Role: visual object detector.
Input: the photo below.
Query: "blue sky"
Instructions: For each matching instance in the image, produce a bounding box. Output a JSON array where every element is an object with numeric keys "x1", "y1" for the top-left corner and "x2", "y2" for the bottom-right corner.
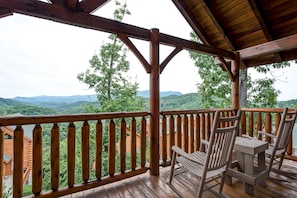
[{"x1": 0, "y1": 0, "x2": 296, "y2": 101}]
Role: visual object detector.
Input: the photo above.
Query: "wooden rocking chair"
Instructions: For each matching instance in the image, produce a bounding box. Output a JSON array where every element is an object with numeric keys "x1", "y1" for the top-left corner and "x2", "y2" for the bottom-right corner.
[
  {"x1": 168, "y1": 110, "x2": 241, "y2": 198},
  {"x1": 257, "y1": 107, "x2": 297, "y2": 173}
]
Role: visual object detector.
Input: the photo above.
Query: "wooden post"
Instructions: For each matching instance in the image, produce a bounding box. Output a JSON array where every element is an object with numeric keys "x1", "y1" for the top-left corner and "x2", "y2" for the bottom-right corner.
[
  {"x1": 149, "y1": 28, "x2": 160, "y2": 176},
  {"x1": 232, "y1": 52, "x2": 240, "y2": 109}
]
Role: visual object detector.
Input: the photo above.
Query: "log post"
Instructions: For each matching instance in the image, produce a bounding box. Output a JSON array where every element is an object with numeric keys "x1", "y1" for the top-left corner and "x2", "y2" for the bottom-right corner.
[
  {"x1": 232, "y1": 52, "x2": 240, "y2": 109},
  {"x1": 149, "y1": 28, "x2": 160, "y2": 176}
]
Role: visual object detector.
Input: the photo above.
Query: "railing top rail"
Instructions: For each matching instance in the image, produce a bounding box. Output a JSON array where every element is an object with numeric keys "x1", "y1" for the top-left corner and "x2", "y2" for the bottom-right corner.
[
  {"x1": 0, "y1": 111, "x2": 150, "y2": 126},
  {"x1": 160, "y1": 108, "x2": 235, "y2": 116},
  {"x1": 241, "y1": 108, "x2": 295, "y2": 113}
]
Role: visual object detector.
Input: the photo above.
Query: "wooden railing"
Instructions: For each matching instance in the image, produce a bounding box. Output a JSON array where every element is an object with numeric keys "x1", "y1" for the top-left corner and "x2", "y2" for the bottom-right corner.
[
  {"x1": 0, "y1": 112, "x2": 149, "y2": 198},
  {"x1": 240, "y1": 108, "x2": 297, "y2": 161},
  {"x1": 159, "y1": 108, "x2": 237, "y2": 166},
  {"x1": 159, "y1": 108, "x2": 297, "y2": 166},
  {"x1": 1, "y1": 108, "x2": 297, "y2": 198}
]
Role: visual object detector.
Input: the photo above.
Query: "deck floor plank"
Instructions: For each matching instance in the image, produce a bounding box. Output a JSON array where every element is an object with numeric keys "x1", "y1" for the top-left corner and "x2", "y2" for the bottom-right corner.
[{"x1": 63, "y1": 160, "x2": 297, "y2": 198}]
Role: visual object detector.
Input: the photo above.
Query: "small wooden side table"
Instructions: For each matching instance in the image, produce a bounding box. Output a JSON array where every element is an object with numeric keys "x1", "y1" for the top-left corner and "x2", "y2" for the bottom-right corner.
[{"x1": 226, "y1": 136, "x2": 269, "y2": 196}]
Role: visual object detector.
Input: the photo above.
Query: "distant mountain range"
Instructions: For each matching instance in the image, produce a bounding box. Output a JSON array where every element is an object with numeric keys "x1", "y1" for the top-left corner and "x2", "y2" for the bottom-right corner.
[{"x1": 8, "y1": 90, "x2": 182, "y2": 104}]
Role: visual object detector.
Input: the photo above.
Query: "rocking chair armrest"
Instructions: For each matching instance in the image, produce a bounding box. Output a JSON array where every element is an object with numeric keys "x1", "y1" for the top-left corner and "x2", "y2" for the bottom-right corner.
[
  {"x1": 172, "y1": 146, "x2": 189, "y2": 157},
  {"x1": 172, "y1": 146, "x2": 204, "y2": 164},
  {"x1": 258, "y1": 131, "x2": 276, "y2": 138},
  {"x1": 199, "y1": 139, "x2": 209, "y2": 151},
  {"x1": 201, "y1": 139, "x2": 209, "y2": 146},
  {"x1": 172, "y1": 146, "x2": 199, "y2": 163}
]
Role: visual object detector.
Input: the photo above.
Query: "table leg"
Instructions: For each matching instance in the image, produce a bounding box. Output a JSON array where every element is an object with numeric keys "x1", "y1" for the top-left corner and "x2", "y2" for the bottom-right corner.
[
  {"x1": 258, "y1": 151, "x2": 267, "y2": 187},
  {"x1": 237, "y1": 152, "x2": 244, "y2": 172},
  {"x1": 244, "y1": 154, "x2": 254, "y2": 196}
]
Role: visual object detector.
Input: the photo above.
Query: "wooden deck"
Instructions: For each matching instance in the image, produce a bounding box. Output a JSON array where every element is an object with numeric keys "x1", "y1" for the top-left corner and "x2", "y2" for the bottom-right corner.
[{"x1": 62, "y1": 159, "x2": 297, "y2": 198}]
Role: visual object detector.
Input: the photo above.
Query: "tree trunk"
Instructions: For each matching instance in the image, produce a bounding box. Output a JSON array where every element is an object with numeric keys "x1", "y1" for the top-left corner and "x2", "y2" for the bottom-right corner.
[{"x1": 240, "y1": 69, "x2": 247, "y2": 107}]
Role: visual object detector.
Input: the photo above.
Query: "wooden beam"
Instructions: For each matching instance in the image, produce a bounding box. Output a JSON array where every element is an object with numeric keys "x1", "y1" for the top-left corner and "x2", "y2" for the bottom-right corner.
[
  {"x1": 117, "y1": 33, "x2": 151, "y2": 73},
  {"x1": 0, "y1": 6, "x2": 12, "y2": 18},
  {"x1": 0, "y1": 0, "x2": 235, "y2": 60},
  {"x1": 238, "y1": 34, "x2": 297, "y2": 60},
  {"x1": 160, "y1": 47, "x2": 182, "y2": 73},
  {"x1": 159, "y1": 33, "x2": 235, "y2": 59},
  {"x1": 66, "y1": 0, "x2": 78, "y2": 11},
  {"x1": 79, "y1": 0, "x2": 110, "y2": 13}
]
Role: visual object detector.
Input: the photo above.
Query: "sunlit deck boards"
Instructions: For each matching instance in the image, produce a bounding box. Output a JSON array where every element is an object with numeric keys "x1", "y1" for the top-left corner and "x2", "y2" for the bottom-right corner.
[{"x1": 63, "y1": 159, "x2": 297, "y2": 198}]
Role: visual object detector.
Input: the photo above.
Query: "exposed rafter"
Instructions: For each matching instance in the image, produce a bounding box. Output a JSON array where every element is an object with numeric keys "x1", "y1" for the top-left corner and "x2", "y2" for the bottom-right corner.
[
  {"x1": 172, "y1": 0, "x2": 235, "y2": 80},
  {"x1": 247, "y1": 0, "x2": 282, "y2": 62}
]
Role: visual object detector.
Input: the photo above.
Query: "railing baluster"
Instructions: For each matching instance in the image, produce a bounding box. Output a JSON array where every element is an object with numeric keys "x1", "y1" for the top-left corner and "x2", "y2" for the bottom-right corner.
[
  {"x1": 248, "y1": 112, "x2": 254, "y2": 137},
  {"x1": 189, "y1": 114, "x2": 194, "y2": 153},
  {"x1": 13, "y1": 126, "x2": 24, "y2": 198},
  {"x1": 108, "y1": 119, "x2": 116, "y2": 176},
  {"x1": 140, "y1": 117, "x2": 146, "y2": 168},
  {"x1": 195, "y1": 113, "x2": 200, "y2": 151},
  {"x1": 95, "y1": 120, "x2": 103, "y2": 179},
  {"x1": 256, "y1": 112, "x2": 262, "y2": 139},
  {"x1": 206, "y1": 113, "x2": 211, "y2": 140},
  {"x1": 241, "y1": 112, "x2": 246, "y2": 136},
  {"x1": 183, "y1": 114, "x2": 188, "y2": 153},
  {"x1": 199, "y1": 113, "x2": 206, "y2": 141},
  {"x1": 131, "y1": 118, "x2": 136, "y2": 170},
  {"x1": 275, "y1": 112, "x2": 281, "y2": 136},
  {"x1": 120, "y1": 118, "x2": 126, "y2": 173},
  {"x1": 51, "y1": 123, "x2": 60, "y2": 191},
  {"x1": 67, "y1": 122, "x2": 76, "y2": 187},
  {"x1": 161, "y1": 115, "x2": 167, "y2": 163},
  {"x1": 169, "y1": 115, "x2": 175, "y2": 158},
  {"x1": 177, "y1": 115, "x2": 182, "y2": 148},
  {"x1": 81, "y1": 121, "x2": 90, "y2": 183},
  {"x1": 265, "y1": 113, "x2": 272, "y2": 143},
  {"x1": 32, "y1": 124, "x2": 42, "y2": 195}
]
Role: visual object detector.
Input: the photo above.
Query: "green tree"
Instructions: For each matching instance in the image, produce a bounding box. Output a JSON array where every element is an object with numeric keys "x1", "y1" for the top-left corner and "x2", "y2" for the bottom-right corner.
[
  {"x1": 77, "y1": 0, "x2": 145, "y2": 113},
  {"x1": 2, "y1": 184, "x2": 12, "y2": 198},
  {"x1": 189, "y1": 32, "x2": 290, "y2": 108}
]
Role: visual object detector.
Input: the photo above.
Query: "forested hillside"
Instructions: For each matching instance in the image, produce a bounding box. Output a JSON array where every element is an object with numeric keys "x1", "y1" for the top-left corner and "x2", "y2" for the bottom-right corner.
[{"x1": 0, "y1": 93, "x2": 296, "y2": 116}]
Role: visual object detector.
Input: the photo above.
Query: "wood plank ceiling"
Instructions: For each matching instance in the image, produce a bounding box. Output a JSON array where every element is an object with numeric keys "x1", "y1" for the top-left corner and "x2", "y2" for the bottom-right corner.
[
  {"x1": 173, "y1": 0, "x2": 297, "y2": 68},
  {"x1": 1, "y1": 0, "x2": 297, "y2": 69}
]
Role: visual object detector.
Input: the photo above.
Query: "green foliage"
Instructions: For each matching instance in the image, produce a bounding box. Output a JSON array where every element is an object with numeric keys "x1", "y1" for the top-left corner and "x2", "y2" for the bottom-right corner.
[
  {"x1": 189, "y1": 32, "x2": 291, "y2": 108},
  {"x1": 77, "y1": 0, "x2": 145, "y2": 113},
  {"x1": 2, "y1": 184, "x2": 12, "y2": 198},
  {"x1": 277, "y1": 99, "x2": 297, "y2": 108},
  {"x1": 160, "y1": 93, "x2": 202, "y2": 110},
  {"x1": 0, "y1": 104, "x2": 56, "y2": 116}
]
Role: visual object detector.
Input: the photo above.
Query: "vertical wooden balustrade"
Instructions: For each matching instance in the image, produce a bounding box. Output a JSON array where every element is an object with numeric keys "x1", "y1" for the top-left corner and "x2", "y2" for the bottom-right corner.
[
  {"x1": 0, "y1": 112, "x2": 149, "y2": 198},
  {"x1": 67, "y1": 122, "x2": 75, "y2": 187},
  {"x1": 13, "y1": 126, "x2": 24, "y2": 198},
  {"x1": 241, "y1": 108, "x2": 297, "y2": 161},
  {"x1": 51, "y1": 124, "x2": 60, "y2": 192},
  {"x1": 130, "y1": 118, "x2": 136, "y2": 170},
  {"x1": 1, "y1": 109, "x2": 296, "y2": 197},
  {"x1": 160, "y1": 109, "x2": 236, "y2": 165},
  {"x1": 32, "y1": 124, "x2": 42, "y2": 196},
  {"x1": 120, "y1": 119, "x2": 126, "y2": 173}
]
